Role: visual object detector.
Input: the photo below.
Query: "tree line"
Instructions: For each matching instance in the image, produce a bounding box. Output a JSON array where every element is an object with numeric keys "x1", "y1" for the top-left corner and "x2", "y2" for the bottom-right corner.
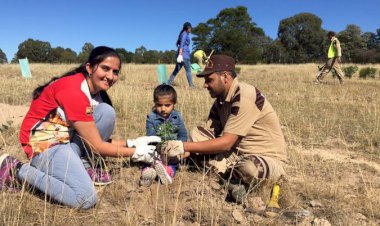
[{"x1": 1, "y1": 6, "x2": 379, "y2": 64}]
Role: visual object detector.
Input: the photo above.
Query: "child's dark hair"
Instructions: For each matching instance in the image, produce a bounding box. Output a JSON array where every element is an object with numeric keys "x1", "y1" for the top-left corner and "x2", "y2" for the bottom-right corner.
[
  {"x1": 32, "y1": 46, "x2": 121, "y2": 106},
  {"x1": 153, "y1": 84, "x2": 177, "y2": 104}
]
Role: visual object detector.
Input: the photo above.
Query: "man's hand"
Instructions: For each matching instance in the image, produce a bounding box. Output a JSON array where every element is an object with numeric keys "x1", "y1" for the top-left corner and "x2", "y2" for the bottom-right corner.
[
  {"x1": 131, "y1": 145, "x2": 156, "y2": 163},
  {"x1": 127, "y1": 136, "x2": 161, "y2": 148},
  {"x1": 176, "y1": 55, "x2": 183, "y2": 63},
  {"x1": 160, "y1": 140, "x2": 184, "y2": 157}
]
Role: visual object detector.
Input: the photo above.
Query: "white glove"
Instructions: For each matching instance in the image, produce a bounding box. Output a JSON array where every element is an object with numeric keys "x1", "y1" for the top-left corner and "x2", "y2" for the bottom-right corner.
[
  {"x1": 176, "y1": 55, "x2": 183, "y2": 63},
  {"x1": 127, "y1": 136, "x2": 161, "y2": 148},
  {"x1": 160, "y1": 140, "x2": 184, "y2": 157},
  {"x1": 131, "y1": 145, "x2": 156, "y2": 163}
]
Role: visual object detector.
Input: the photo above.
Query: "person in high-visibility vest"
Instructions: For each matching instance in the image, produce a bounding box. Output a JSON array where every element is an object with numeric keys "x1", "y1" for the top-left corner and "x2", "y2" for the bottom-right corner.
[
  {"x1": 193, "y1": 49, "x2": 209, "y2": 68},
  {"x1": 316, "y1": 31, "x2": 345, "y2": 84}
]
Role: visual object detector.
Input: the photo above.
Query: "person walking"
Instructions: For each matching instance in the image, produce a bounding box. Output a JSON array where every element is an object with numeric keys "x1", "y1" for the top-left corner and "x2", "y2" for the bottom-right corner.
[
  {"x1": 167, "y1": 22, "x2": 195, "y2": 87},
  {"x1": 0, "y1": 46, "x2": 160, "y2": 209},
  {"x1": 316, "y1": 31, "x2": 345, "y2": 84}
]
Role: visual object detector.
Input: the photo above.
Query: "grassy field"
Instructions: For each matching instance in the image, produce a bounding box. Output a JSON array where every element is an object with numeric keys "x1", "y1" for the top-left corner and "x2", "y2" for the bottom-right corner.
[{"x1": 0, "y1": 63, "x2": 379, "y2": 225}]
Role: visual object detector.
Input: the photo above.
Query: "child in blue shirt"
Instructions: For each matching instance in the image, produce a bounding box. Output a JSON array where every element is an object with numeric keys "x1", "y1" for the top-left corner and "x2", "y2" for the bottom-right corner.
[{"x1": 140, "y1": 84, "x2": 188, "y2": 186}]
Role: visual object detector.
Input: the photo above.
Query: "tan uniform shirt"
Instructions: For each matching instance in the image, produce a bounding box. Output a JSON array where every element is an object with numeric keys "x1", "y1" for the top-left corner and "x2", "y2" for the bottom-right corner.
[{"x1": 206, "y1": 79, "x2": 287, "y2": 162}]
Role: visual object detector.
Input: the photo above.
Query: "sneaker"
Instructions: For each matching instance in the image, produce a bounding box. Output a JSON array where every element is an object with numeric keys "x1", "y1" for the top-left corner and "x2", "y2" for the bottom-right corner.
[
  {"x1": 0, "y1": 154, "x2": 22, "y2": 191},
  {"x1": 226, "y1": 179, "x2": 247, "y2": 204},
  {"x1": 86, "y1": 167, "x2": 113, "y2": 186},
  {"x1": 153, "y1": 161, "x2": 174, "y2": 185},
  {"x1": 139, "y1": 167, "x2": 157, "y2": 187}
]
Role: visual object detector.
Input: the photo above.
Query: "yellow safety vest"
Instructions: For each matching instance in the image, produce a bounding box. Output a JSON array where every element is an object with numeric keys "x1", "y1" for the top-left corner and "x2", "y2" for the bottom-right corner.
[
  {"x1": 328, "y1": 37, "x2": 338, "y2": 58},
  {"x1": 194, "y1": 50, "x2": 205, "y2": 58}
]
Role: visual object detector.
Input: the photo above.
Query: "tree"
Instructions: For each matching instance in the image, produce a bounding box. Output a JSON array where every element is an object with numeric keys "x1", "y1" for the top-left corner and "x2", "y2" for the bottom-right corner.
[
  {"x1": 362, "y1": 32, "x2": 377, "y2": 49},
  {"x1": 262, "y1": 39, "x2": 288, "y2": 64},
  {"x1": 115, "y1": 48, "x2": 134, "y2": 63},
  {"x1": 48, "y1": 47, "x2": 65, "y2": 63},
  {"x1": 48, "y1": 47, "x2": 76, "y2": 63},
  {"x1": 13, "y1": 38, "x2": 52, "y2": 63},
  {"x1": 191, "y1": 22, "x2": 212, "y2": 51},
  {"x1": 278, "y1": 13, "x2": 325, "y2": 63},
  {"x1": 143, "y1": 50, "x2": 161, "y2": 64},
  {"x1": 133, "y1": 46, "x2": 146, "y2": 64},
  {"x1": 77, "y1": 42, "x2": 94, "y2": 63},
  {"x1": 59, "y1": 48, "x2": 77, "y2": 63},
  {"x1": 0, "y1": 48, "x2": 7, "y2": 63},
  {"x1": 192, "y1": 6, "x2": 268, "y2": 63},
  {"x1": 337, "y1": 24, "x2": 366, "y2": 63},
  {"x1": 161, "y1": 50, "x2": 176, "y2": 64}
]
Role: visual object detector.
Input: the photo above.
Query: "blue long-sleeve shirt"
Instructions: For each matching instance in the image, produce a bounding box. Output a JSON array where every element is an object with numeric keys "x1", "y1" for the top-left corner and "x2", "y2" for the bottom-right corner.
[
  {"x1": 146, "y1": 110, "x2": 188, "y2": 142},
  {"x1": 178, "y1": 31, "x2": 191, "y2": 60}
]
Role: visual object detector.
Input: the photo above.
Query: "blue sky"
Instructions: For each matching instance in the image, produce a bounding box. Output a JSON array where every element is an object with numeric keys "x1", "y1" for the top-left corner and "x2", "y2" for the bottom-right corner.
[{"x1": 1, "y1": 0, "x2": 379, "y2": 61}]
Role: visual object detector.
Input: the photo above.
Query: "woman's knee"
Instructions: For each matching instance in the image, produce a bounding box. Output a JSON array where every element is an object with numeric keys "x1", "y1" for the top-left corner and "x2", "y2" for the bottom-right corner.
[
  {"x1": 95, "y1": 103, "x2": 116, "y2": 121},
  {"x1": 76, "y1": 186, "x2": 98, "y2": 209},
  {"x1": 93, "y1": 103, "x2": 116, "y2": 138}
]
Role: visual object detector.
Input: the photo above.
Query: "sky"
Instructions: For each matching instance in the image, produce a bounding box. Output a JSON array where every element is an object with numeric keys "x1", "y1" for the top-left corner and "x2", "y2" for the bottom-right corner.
[{"x1": 1, "y1": 0, "x2": 379, "y2": 61}]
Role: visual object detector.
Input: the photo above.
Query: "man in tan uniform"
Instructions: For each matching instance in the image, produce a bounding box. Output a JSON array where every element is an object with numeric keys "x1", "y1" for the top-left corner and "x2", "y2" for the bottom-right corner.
[
  {"x1": 316, "y1": 31, "x2": 345, "y2": 84},
  {"x1": 161, "y1": 55, "x2": 287, "y2": 204}
]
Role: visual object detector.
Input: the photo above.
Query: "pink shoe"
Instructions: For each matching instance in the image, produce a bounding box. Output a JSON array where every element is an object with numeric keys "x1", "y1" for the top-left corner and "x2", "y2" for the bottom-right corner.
[
  {"x1": 139, "y1": 167, "x2": 157, "y2": 187},
  {"x1": 0, "y1": 154, "x2": 22, "y2": 191},
  {"x1": 153, "y1": 161, "x2": 174, "y2": 185},
  {"x1": 86, "y1": 167, "x2": 113, "y2": 186}
]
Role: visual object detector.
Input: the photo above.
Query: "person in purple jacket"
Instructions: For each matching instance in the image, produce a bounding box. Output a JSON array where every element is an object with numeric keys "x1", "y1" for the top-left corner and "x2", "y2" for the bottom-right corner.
[{"x1": 167, "y1": 22, "x2": 195, "y2": 87}]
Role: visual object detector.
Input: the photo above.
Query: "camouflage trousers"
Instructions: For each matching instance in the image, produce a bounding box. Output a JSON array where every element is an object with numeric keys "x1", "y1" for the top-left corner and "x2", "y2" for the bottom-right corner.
[
  {"x1": 317, "y1": 57, "x2": 345, "y2": 83},
  {"x1": 190, "y1": 126, "x2": 285, "y2": 185}
]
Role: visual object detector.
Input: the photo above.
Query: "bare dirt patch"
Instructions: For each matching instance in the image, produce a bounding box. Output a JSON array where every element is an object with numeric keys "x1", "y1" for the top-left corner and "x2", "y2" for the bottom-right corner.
[{"x1": 0, "y1": 103, "x2": 29, "y2": 127}]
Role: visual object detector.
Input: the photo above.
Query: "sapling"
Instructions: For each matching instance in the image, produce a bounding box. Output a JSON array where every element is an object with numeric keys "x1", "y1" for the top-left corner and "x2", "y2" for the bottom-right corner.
[{"x1": 154, "y1": 121, "x2": 178, "y2": 163}]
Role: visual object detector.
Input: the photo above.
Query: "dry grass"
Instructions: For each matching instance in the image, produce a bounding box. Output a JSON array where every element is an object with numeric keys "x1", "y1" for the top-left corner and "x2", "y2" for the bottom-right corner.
[{"x1": 0, "y1": 63, "x2": 379, "y2": 225}]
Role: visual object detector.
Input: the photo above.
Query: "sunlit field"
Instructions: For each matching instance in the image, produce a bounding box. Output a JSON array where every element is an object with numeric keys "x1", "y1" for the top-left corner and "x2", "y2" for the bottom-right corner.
[{"x1": 0, "y1": 63, "x2": 379, "y2": 225}]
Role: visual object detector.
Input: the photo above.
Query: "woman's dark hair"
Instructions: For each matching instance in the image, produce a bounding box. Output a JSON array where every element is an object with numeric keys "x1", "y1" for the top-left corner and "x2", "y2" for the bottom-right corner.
[
  {"x1": 176, "y1": 22, "x2": 192, "y2": 47},
  {"x1": 153, "y1": 84, "x2": 177, "y2": 104},
  {"x1": 32, "y1": 46, "x2": 121, "y2": 106}
]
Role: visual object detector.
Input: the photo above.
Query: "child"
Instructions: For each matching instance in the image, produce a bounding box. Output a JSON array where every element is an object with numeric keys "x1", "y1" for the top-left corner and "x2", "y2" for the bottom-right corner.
[{"x1": 140, "y1": 84, "x2": 188, "y2": 186}]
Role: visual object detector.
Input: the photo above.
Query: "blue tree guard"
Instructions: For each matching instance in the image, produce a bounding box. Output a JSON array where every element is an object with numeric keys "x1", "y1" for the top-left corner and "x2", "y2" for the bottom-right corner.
[
  {"x1": 157, "y1": 64, "x2": 167, "y2": 84},
  {"x1": 19, "y1": 58, "x2": 32, "y2": 78},
  {"x1": 191, "y1": 63, "x2": 202, "y2": 74}
]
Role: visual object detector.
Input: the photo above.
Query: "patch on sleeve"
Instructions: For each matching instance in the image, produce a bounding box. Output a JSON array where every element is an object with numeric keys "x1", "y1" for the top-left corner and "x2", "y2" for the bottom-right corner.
[
  {"x1": 86, "y1": 106, "x2": 93, "y2": 115},
  {"x1": 208, "y1": 102, "x2": 219, "y2": 120},
  {"x1": 230, "y1": 87, "x2": 240, "y2": 116},
  {"x1": 255, "y1": 88, "x2": 265, "y2": 111}
]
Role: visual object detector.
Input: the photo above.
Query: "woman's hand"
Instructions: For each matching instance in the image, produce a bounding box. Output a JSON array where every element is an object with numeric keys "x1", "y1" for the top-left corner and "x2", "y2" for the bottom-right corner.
[
  {"x1": 131, "y1": 144, "x2": 156, "y2": 163},
  {"x1": 176, "y1": 55, "x2": 183, "y2": 63}
]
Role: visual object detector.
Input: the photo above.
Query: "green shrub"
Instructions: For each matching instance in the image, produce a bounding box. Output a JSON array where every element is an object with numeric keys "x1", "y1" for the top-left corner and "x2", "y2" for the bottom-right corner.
[
  {"x1": 359, "y1": 67, "x2": 377, "y2": 79},
  {"x1": 342, "y1": 65, "x2": 358, "y2": 78}
]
